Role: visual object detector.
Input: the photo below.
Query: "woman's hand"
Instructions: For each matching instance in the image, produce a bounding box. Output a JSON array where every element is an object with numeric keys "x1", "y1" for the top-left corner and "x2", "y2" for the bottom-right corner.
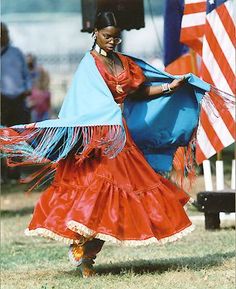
[{"x1": 169, "y1": 76, "x2": 186, "y2": 91}]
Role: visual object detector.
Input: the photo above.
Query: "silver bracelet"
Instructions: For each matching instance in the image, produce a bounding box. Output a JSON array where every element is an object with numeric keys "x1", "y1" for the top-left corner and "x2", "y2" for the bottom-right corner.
[{"x1": 161, "y1": 83, "x2": 172, "y2": 94}]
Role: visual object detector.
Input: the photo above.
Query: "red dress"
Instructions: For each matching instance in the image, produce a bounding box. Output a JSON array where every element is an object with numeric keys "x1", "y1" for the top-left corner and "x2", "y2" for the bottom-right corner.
[{"x1": 25, "y1": 52, "x2": 194, "y2": 245}]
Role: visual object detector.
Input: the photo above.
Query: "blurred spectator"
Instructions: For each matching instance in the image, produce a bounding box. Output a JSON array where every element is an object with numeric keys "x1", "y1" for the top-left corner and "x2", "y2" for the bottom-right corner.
[
  {"x1": 26, "y1": 53, "x2": 51, "y2": 122},
  {"x1": 1, "y1": 22, "x2": 32, "y2": 183},
  {"x1": 1, "y1": 22, "x2": 32, "y2": 126}
]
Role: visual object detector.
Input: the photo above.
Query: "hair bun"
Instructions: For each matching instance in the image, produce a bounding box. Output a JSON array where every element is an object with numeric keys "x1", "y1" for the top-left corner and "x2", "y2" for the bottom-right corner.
[{"x1": 94, "y1": 11, "x2": 118, "y2": 30}]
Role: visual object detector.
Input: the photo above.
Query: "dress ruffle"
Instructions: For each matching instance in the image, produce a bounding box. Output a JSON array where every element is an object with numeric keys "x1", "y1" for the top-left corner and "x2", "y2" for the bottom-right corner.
[
  {"x1": 26, "y1": 121, "x2": 193, "y2": 246},
  {"x1": 25, "y1": 177, "x2": 194, "y2": 246}
]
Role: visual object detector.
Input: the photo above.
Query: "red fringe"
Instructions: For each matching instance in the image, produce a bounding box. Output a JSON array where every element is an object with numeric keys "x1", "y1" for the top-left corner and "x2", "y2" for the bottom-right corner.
[{"x1": 172, "y1": 134, "x2": 197, "y2": 191}]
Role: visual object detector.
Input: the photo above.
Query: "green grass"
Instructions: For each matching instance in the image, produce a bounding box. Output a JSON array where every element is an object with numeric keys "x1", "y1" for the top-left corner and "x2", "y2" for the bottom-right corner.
[{"x1": 1, "y1": 184, "x2": 235, "y2": 289}]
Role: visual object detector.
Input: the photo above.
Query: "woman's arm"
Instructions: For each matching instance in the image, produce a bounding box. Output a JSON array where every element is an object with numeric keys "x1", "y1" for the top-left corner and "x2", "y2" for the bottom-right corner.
[{"x1": 130, "y1": 77, "x2": 186, "y2": 99}]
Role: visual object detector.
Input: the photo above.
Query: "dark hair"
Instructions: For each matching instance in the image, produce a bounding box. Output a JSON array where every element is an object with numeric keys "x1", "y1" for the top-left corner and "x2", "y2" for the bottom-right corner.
[
  {"x1": 94, "y1": 11, "x2": 118, "y2": 30},
  {"x1": 91, "y1": 11, "x2": 119, "y2": 49},
  {"x1": 1, "y1": 22, "x2": 10, "y2": 45},
  {"x1": 1, "y1": 22, "x2": 8, "y2": 33}
]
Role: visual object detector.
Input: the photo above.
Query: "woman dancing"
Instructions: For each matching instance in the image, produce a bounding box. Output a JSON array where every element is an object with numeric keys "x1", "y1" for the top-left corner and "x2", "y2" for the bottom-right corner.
[{"x1": 1, "y1": 11, "x2": 222, "y2": 278}]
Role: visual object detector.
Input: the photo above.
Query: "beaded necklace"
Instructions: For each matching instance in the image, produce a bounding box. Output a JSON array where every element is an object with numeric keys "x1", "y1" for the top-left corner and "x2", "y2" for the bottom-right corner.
[{"x1": 94, "y1": 44, "x2": 124, "y2": 94}]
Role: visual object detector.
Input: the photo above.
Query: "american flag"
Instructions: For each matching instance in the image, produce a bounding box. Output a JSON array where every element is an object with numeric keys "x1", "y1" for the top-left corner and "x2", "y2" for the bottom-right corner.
[
  {"x1": 181, "y1": 0, "x2": 236, "y2": 164},
  {"x1": 180, "y1": 0, "x2": 206, "y2": 55}
]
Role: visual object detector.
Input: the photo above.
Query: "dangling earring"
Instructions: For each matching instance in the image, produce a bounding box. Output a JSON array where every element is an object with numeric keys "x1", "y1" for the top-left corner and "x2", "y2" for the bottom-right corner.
[{"x1": 91, "y1": 33, "x2": 97, "y2": 50}]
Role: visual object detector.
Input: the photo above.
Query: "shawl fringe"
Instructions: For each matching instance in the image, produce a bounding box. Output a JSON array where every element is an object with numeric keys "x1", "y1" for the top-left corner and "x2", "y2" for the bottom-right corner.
[
  {"x1": 0, "y1": 124, "x2": 126, "y2": 166},
  {"x1": 201, "y1": 86, "x2": 235, "y2": 124},
  {"x1": 172, "y1": 85, "x2": 235, "y2": 188}
]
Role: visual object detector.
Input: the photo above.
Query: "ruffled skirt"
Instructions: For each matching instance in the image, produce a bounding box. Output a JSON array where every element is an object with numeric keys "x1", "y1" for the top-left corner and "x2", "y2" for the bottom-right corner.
[{"x1": 25, "y1": 120, "x2": 194, "y2": 246}]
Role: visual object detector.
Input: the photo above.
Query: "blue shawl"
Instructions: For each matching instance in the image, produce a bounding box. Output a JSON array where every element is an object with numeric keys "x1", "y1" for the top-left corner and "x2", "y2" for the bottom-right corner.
[
  {"x1": 124, "y1": 56, "x2": 210, "y2": 171},
  {"x1": 1, "y1": 51, "x2": 210, "y2": 172}
]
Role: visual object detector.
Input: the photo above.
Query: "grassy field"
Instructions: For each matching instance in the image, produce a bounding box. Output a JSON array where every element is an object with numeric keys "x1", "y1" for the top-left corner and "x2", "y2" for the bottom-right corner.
[{"x1": 1, "y1": 181, "x2": 235, "y2": 289}]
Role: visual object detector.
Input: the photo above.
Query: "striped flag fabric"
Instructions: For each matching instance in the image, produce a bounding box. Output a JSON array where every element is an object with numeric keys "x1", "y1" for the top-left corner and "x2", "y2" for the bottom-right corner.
[
  {"x1": 201, "y1": 0, "x2": 235, "y2": 94},
  {"x1": 180, "y1": 0, "x2": 206, "y2": 55},
  {"x1": 181, "y1": 0, "x2": 236, "y2": 164}
]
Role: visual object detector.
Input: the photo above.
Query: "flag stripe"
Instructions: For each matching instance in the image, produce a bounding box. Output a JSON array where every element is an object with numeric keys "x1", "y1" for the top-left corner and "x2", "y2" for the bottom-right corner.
[
  {"x1": 202, "y1": 38, "x2": 233, "y2": 94},
  {"x1": 184, "y1": 2, "x2": 206, "y2": 14},
  {"x1": 181, "y1": 25, "x2": 205, "y2": 39},
  {"x1": 224, "y1": 0, "x2": 234, "y2": 19},
  {"x1": 181, "y1": 12, "x2": 206, "y2": 27},
  {"x1": 201, "y1": 49, "x2": 235, "y2": 119},
  {"x1": 181, "y1": 2, "x2": 206, "y2": 55},
  {"x1": 201, "y1": 62, "x2": 236, "y2": 137},
  {"x1": 199, "y1": 108, "x2": 224, "y2": 151},
  {"x1": 196, "y1": 124, "x2": 216, "y2": 160},
  {"x1": 201, "y1": 96, "x2": 235, "y2": 146},
  {"x1": 208, "y1": 10, "x2": 235, "y2": 73},
  {"x1": 195, "y1": 142, "x2": 207, "y2": 164},
  {"x1": 185, "y1": 0, "x2": 206, "y2": 4},
  {"x1": 180, "y1": 25, "x2": 205, "y2": 55},
  {"x1": 181, "y1": 0, "x2": 235, "y2": 163},
  {"x1": 217, "y1": 2, "x2": 236, "y2": 48},
  {"x1": 204, "y1": 20, "x2": 236, "y2": 93}
]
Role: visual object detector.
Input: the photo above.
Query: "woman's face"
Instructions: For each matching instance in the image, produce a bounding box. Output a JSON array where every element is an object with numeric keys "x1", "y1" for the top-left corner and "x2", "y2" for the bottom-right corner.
[{"x1": 95, "y1": 26, "x2": 121, "y2": 52}]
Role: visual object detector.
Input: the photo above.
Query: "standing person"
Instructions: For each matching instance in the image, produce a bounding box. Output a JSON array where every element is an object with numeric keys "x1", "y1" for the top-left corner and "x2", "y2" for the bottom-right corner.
[
  {"x1": 0, "y1": 12, "x2": 225, "y2": 278},
  {"x1": 1, "y1": 22, "x2": 32, "y2": 182},
  {"x1": 1, "y1": 22, "x2": 32, "y2": 126},
  {"x1": 26, "y1": 53, "x2": 51, "y2": 122}
]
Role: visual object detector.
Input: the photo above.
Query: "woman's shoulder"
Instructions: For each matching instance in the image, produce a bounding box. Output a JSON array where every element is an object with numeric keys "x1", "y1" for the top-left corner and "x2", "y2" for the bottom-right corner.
[
  {"x1": 116, "y1": 52, "x2": 134, "y2": 63},
  {"x1": 116, "y1": 52, "x2": 142, "y2": 69},
  {"x1": 77, "y1": 51, "x2": 95, "y2": 68},
  {"x1": 116, "y1": 52, "x2": 146, "y2": 84},
  {"x1": 117, "y1": 52, "x2": 145, "y2": 74}
]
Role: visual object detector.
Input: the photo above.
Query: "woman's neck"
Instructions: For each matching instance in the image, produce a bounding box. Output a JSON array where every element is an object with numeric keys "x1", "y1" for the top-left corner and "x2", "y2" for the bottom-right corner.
[{"x1": 94, "y1": 43, "x2": 114, "y2": 58}]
